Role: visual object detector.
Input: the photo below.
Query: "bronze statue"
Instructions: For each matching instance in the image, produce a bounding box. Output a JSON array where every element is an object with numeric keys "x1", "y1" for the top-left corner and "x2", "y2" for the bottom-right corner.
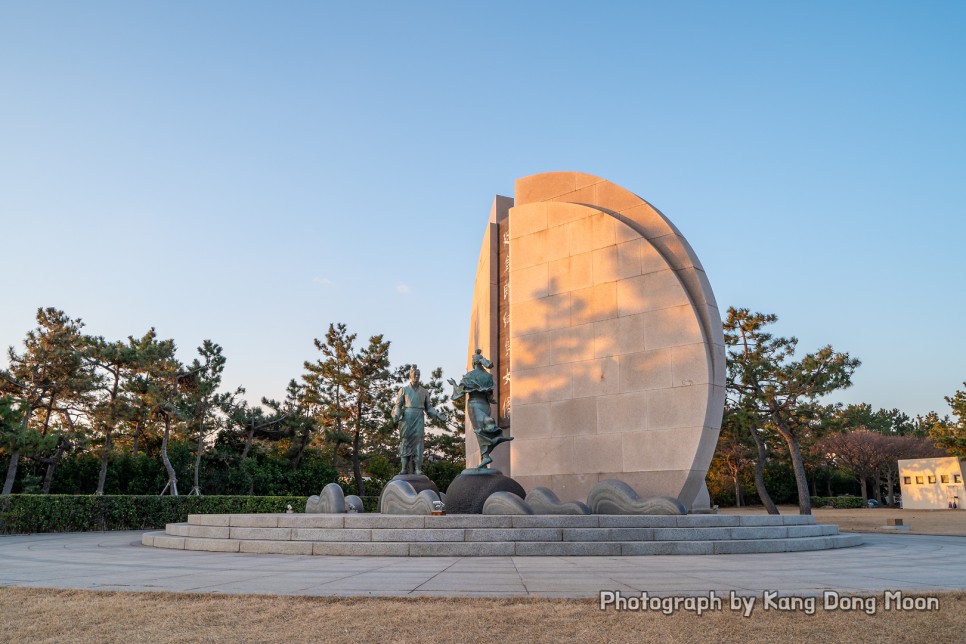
[
  {"x1": 393, "y1": 366, "x2": 446, "y2": 475},
  {"x1": 448, "y1": 349, "x2": 513, "y2": 468}
]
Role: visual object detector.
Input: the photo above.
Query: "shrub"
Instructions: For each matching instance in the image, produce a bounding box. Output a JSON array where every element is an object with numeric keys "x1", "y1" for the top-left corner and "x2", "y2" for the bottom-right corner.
[
  {"x1": 809, "y1": 495, "x2": 865, "y2": 509},
  {"x1": 423, "y1": 460, "x2": 464, "y2": 493},
  {"x1": 2, "y1": 440, "x2": 340, "y2": 496},
  {"x1": 0, "y1": 494, "x2": 307, "y2": 535}
]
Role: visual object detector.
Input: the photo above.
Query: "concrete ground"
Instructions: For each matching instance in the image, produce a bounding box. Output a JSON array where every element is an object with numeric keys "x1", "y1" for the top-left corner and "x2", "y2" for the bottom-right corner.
[
  {"x1": 2, "y1": 531, "x2": 966, "y2": 598},
  {"x1": 723, "y1": 505, "x2": 966, "y2": 536}
]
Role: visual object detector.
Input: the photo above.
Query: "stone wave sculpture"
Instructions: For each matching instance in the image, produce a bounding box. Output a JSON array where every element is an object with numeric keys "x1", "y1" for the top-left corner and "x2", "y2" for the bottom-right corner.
[
  {"x1": 587, "y1": 480, "x2": 687, "y2": 515},
  {"x1": 379, "y1": 479, "x2": 441, "y2": 515},
  {"x1": 482, "y1": 491, "x2": 534, "y2": 515},
  {"x1": 345, "y1": 495, "x2": 364, "y2": 513},
  {"x1": 525, "y1": 487, "x2": 592, "y2": 515},
  {"x1": 305, "y1": 482, "x2": 347, "y2": 514}
]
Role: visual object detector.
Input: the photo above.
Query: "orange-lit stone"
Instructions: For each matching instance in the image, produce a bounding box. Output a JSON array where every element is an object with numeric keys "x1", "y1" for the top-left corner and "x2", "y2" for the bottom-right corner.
[{"x1": 464, "y1": 174, "x2": 725, "y2": 511}]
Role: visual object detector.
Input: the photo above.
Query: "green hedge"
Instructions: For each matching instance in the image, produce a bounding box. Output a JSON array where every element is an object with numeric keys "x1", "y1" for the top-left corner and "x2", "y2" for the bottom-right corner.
[
  {"x1": 810, "y1": 495, "x2": 866, "y2": 509},
  {"x1": 0, "y1": 495, "x2": 308, "y2": 535}
]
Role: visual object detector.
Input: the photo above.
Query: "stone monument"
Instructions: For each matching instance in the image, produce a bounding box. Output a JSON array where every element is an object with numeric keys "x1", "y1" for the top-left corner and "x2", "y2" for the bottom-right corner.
[{"x1": 465, "y1": 172, "x2": 726, "y2": 511}]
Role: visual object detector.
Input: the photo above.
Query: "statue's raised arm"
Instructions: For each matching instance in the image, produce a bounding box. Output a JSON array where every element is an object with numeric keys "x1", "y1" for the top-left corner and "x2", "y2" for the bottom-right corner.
[{"x1": 447, "y1": 377, "x2": 465, "y2": 400}]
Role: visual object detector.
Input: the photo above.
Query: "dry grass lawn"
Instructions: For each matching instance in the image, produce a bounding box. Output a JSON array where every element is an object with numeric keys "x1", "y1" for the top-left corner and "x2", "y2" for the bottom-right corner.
[
  {"x1": 721, "y1": 504, "x2": 966, "y2": 536},
  {"x1": 4, "y1": 507, "x2": 964, "y2": 642},
  {"x1": 2, "y1": 587, "x2": 965, "y2": 643}
]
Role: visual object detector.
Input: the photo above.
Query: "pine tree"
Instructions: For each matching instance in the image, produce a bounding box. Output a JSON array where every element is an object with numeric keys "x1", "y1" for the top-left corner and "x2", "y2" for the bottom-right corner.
[
  {"x1": 183, "y1": 340, "x2": 237, "y2": 496},
  {"x1": 928, "y1": 384, "x2": 966, "y2": 459},
  {"x1": 0, "y1": 394, "x2": 54, "y2": 493},
  {"x1": 303, "y1": 323, "x2": 391, "y2": 496},
  {"x1": 423, "y1": 367, "x2": 465, "y2": 464},
  {"x1": 0, "y1": 308, "x2": 94, "y2": 495},
  {"x1": 710, "y1": 406, "x2": 754, "y2": 508},
  {"x1": 86, "y1": 336, "x2": 139, "y2": 495},
  {"x1": 724, "y1": 307, "x2": 860, "y2": 515},
  {"x1": 127, "y1": 330, "x2": 183, "y2": 495},
  {"x1": 263, "y1": 380, "x2": 316, "y2": 470}
]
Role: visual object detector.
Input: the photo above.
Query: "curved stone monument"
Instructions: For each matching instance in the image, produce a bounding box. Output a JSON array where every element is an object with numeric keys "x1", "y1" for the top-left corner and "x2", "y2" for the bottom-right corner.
[{"x1": 465, "y1": 173, "x2": 725, "y2": 510}]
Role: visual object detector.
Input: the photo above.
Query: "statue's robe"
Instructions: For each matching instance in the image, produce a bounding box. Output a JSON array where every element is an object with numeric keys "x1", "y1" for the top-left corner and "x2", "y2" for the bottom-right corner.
[
  {"x1": 456, "y1": 368, "x2": 503, "y2": 450},
  {"x1": 394, "y1": 384, "x2": 442, "y2": 460}
]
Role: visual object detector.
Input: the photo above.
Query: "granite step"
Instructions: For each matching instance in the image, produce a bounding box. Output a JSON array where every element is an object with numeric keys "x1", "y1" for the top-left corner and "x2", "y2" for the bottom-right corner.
[
  {"x1": 144, "y1": 512, "x2": 859, "y2": 557},
  {"x1": 164, "y1": 521, "x2": 839, "y2": 543},
  {"x1": 142, "y1": 531, "x2": 862, "y2": 556},
  {"x1": 183, "y1": 513, "x2": 818, "y2": 529}
]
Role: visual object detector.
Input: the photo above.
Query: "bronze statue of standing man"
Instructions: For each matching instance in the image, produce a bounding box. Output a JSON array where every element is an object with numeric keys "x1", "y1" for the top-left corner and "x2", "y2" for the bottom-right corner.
[{"x1": 393, "y1": 366, "x2": 446, "y2": 475}]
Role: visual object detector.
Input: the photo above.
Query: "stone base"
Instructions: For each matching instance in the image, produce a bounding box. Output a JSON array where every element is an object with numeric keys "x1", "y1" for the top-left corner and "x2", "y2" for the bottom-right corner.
[
  {"x1": 390, "y1": 474, "x2": 440, "y2": 496},
  {"x1": 445, "y1": 469, "x2": 526, "y2": 514},
  {"x1": 144, "y1": 513, "x2": 864, "y2": 556}
]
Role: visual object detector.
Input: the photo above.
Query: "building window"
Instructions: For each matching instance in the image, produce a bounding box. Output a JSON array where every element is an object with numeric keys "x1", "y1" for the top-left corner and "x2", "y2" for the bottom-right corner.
[
  {"x1": 928, "y1": 475, "x2": 937, "y2": 484},
  {"x1": 916, "y1": 477, "x2": 924, "y2": 485},
  {"x1": 903, "y1": 476, "x2": 912, "y2": 485},
  {"x1": 942, "y1": 475, "x2": 950, "y2": 483},
  {"x1": 955, "y1": 475, "x2": 963, "y2": 484}
]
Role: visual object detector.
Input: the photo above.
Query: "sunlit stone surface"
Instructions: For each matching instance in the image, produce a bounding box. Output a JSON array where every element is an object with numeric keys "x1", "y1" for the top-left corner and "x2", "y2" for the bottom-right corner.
[{"x1": 465, "y1": 173, "x2": 725, "y2": 511}]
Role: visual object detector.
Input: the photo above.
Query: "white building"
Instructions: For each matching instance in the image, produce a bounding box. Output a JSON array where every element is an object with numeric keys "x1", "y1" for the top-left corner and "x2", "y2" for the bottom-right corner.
[{"x1": 898, "y1": 456, "x2": 964, "y2": 510}]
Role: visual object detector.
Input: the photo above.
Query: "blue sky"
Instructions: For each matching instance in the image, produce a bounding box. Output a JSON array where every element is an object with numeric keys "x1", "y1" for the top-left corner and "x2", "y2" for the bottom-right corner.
[{"x1": 1, "y1": 1, "x2": 963, "y2": 418}]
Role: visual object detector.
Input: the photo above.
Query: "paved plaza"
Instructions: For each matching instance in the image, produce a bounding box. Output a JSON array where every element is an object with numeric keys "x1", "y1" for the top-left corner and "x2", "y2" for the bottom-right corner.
[{"x1": 2, "y1": 531, "x2": 965, "y2": 598}]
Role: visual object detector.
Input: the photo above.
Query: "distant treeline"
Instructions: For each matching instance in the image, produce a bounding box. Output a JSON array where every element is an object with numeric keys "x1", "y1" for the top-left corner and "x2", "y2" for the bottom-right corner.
[
  {"x1": 1, "y1": 308, "x2": 465, "y2": 499},
  {"x1": 1, "y1": 307, "x2": 964, "y2": 515}
]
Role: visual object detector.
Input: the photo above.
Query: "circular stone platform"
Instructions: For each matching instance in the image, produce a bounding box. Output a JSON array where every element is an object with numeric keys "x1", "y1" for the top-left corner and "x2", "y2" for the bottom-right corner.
[{"x1": 143, "y1": 513, "x2": 861, "y2": 557}]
